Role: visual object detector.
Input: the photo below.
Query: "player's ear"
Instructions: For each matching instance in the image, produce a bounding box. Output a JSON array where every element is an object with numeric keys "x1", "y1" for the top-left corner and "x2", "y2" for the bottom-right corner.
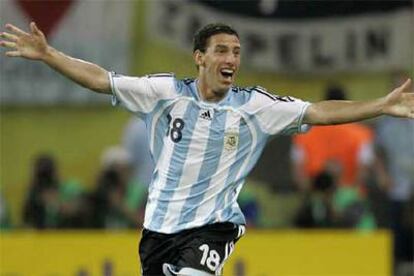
[{"x1": 193, "y1": 50, "x2": 204, "y2": 68}]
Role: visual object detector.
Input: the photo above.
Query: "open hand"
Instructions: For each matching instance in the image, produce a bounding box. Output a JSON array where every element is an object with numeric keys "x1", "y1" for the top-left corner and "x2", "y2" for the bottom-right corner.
[
  {"x1": 383, "y1": 79, "x2": 414, "y2": 119},
  {"x1": 0, "y1": 22, "x2": 48, "y2": 60}
]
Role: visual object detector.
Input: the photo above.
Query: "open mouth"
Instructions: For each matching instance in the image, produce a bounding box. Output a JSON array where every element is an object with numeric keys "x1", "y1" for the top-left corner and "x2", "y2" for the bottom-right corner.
[{"x1": 220, "y1": 68, "x2": 234, "y2": 80}]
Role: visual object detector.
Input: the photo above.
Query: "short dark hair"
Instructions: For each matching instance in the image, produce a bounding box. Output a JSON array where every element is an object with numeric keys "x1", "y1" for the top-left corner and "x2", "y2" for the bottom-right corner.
[
  {"x1": 193, "y1": 23, "x2": 239, "y2": 53},
  {"x1": 324, "y1": 85, "x2": 347, "y2": 101}
]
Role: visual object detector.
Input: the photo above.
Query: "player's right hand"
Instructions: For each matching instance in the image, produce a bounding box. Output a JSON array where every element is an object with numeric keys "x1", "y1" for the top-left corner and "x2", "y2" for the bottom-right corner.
[{"x1": 0, "y1": 22, "x2": 49, "y2": 60}]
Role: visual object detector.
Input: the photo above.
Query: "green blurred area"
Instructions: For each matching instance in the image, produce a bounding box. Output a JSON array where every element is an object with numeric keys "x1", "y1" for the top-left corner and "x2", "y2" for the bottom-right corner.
[{"x1": 0, "y1": 1, "x2": 401, "y2": 226}]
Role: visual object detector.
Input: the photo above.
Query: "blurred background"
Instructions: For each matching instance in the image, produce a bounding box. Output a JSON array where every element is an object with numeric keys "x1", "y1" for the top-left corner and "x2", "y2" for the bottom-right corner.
[{"x1": 0, "y1": 0, "x2": 413, "y2": 275}]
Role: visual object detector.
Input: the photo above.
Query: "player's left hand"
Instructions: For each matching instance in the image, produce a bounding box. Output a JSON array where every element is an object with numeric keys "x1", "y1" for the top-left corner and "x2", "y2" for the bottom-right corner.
[{"x1": 383, "y1": 79, "x2": 414, "y2": 118}]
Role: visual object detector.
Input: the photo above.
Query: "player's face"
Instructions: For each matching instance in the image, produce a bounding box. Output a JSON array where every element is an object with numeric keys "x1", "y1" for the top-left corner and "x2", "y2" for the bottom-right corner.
[{"x1": 196, "y1": 33, "x2": 241, "y2": 95}]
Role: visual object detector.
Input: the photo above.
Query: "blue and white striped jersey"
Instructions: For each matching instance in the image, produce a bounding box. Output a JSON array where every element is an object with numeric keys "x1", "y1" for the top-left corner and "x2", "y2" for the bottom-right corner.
[{"x1": 109, "y1": 72, "x2": 311, "y2": 234}]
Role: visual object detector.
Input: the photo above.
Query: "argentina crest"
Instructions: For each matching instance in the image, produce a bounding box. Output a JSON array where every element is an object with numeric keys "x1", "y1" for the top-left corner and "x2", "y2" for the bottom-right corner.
[{"x1": 224, "y1": 128, "x2": 239, "y2": 151}]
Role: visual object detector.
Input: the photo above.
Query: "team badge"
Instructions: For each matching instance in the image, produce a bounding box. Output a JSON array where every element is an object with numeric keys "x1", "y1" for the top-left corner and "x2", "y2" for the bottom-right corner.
[{"x1": 224, "y1": 130, "x2": 239, "y2": 151}]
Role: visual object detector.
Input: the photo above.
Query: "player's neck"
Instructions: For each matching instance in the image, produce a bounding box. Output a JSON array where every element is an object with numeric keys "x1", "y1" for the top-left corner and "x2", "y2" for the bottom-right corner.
[{"x1": 196, "y1": 79, "x2": 227, "y2": 103}]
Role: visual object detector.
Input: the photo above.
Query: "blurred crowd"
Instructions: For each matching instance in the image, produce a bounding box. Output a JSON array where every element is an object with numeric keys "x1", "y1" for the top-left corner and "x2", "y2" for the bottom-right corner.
[
  {"x1": 0, "y1": 119, "x2": 151, "y2": 230},
  {"x1": 0, "y1": 75, "x2": 413, "y2": 272},
  {"x1": 13, "y1": 147, "x2": 147, "y2": 230}
]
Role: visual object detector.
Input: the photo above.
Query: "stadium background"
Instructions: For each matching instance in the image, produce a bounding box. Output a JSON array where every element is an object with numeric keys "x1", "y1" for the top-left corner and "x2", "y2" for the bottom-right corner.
[{"x1": 0, "y1": 0, "x2": 412, "y2": 275}]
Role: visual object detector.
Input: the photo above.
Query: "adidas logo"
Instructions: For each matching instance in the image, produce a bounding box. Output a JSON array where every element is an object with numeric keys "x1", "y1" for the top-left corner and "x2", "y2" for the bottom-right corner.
[{"x1": 200, "y1": 110, "x2": 212, "y2": 120}]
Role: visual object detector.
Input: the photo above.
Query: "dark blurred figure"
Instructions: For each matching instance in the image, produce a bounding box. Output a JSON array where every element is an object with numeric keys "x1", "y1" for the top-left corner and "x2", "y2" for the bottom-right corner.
[
  {"x1": 292, "y1": 85, "x2": 377, "y2": 231},
  {"x1": 295, "y1": 167, "x2": 376, "y2": 230},
  {"x1": 23, "y1": 154, "x2": 87, "y2": 229},
  {"x1": 294, "y1": 171, "x2": 336, "y2": 228},
  {"x1": 374, "y1": 72, "x2": 414, "y2": 274},
  {"x1": 23, "y1": 154, "x2": 59, "y2": 228},
  {"x1": 291, "y1": 85, "x2": 375, "y2": 195},
  {"x1": 0, "y1": 190, "x2": 12, "y2": 230},
  {"x1": 88, "y1": 146, "x2": 146, "y2": 229}
]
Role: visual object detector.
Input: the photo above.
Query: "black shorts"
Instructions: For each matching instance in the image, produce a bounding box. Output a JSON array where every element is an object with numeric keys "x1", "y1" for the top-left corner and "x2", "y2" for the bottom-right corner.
[{"x1": 139, "y1": 222, "x2": 245, "y2": 275}]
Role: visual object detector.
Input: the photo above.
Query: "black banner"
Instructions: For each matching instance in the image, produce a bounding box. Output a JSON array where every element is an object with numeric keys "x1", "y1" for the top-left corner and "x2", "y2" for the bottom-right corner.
[
  {"x1": 194, "y1": 0, "x2": 412, "y2": 19},
  {"x1": 148, "y1": 0, "x2": 413, "y2": 73}
]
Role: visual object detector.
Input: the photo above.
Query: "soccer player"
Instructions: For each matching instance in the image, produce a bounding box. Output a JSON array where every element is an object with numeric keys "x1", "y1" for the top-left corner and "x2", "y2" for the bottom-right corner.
[{"x1": 1, "y1": 22, "x2": 413, "y2": 275}]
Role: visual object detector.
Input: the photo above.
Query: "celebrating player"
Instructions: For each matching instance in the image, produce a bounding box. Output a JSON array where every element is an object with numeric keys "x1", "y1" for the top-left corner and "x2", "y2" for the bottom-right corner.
[{"x1": 1, "y1": 22, "x2": 413, "y2": 275}]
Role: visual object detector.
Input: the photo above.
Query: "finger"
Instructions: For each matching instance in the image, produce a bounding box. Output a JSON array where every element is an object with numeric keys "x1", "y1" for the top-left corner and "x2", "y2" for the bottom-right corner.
[
  {"x1": 400, "y1": 78, "x2": 412, "y2": 93},
  {"x1": 0, "y1": 40, "x2": 16, "y2": 48},
  {"x1": 5, "y1": 50, "x2": 21, "y2": 57},
  {"x1": 30, "y1": 22, "x2": 42, "y2": 35},
  {"x1": 30, "y1": 22, "x2": 35, "y2": 33},
  {"x1": 0, "y1": 32, "x2": 18, "y2": 42},
  {"x1": 5, "y1": 23, "x2": 28, "y2": 36}
]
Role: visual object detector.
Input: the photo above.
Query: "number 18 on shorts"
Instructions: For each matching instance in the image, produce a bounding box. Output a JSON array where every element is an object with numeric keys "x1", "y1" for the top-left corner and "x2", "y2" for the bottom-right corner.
[{"x1": 139, "y1": 222, "x2": 245, "y2": 275}]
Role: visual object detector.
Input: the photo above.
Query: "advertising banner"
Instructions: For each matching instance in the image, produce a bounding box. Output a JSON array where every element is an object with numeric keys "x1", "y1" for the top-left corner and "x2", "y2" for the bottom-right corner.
[
  {"x1": 0, "y1": 230, "x2": 391, "y2": 276},
  {"x1": 147, "y1": 0, "x2": 413, "y2": 74}
]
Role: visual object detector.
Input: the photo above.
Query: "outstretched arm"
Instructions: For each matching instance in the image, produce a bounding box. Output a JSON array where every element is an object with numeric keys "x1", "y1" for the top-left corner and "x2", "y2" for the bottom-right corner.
[
  {"x1": 304, "y1": 79, "x2": 414, "y2": 125},
  {"x1": 0, "y1": 22, "x2": 111, "y2": 94}
]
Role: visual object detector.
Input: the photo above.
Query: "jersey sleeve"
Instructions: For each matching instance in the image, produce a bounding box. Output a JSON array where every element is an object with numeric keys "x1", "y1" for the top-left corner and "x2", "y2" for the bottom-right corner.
[
  {"x1": 109, "y1": 72, "x2": 177, "y2": 115},
  {"x1": 244, "y1": 88, "x2": 311, "y2": 135}
]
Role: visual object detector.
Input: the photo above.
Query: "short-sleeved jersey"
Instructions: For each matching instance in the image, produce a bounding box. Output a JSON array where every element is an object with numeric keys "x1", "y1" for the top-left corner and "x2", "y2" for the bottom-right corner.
[{"x1": 109, "y1": 72, "x2": 310, "y2": 234}]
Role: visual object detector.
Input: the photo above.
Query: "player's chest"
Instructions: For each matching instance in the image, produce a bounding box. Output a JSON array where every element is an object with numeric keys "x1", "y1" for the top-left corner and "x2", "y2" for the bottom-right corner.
[{"x1": 162, "y1": 102, "x2": 248, "y2": 150}]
